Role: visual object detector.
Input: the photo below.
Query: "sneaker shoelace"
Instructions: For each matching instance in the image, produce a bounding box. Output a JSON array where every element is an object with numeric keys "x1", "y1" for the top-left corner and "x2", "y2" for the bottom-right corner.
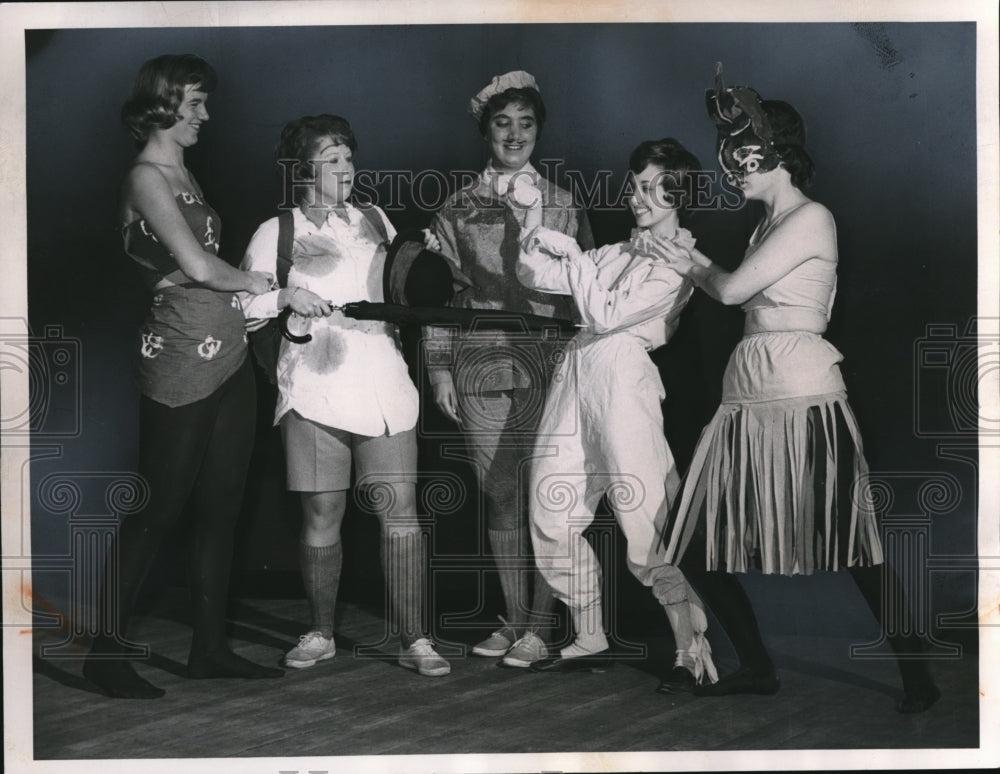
[
  {"x1": 489, "y1": 615, "x2": 515, "y2": 641},
  {"x1": 299, "y1": 632, "x2": 326, "y2": 648},
  {"x1": 512, "y1": 631, "x2": 540, "y2": 649},
  {"x1": 409, "y1": 639, "x2": 437, "y2": 656}
]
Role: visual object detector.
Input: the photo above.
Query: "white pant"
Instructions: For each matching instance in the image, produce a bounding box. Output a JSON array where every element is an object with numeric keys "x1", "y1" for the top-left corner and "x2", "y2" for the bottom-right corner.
[{"x1": 529, "y1": 335, "x2": 687, "y2": 616}]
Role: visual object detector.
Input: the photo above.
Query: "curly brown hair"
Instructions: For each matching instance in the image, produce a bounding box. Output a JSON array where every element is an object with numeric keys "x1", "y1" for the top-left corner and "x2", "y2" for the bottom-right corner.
[{"x1": 276, "y1": 114, "x2": 357, "y2": 205}]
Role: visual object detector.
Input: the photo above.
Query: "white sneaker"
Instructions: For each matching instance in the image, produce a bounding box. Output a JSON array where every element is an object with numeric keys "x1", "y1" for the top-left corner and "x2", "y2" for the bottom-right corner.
[
  {"x1": 502, "y1": 631, "x2": 548, "y2": 668},
  {"x1": 284, "y1": 631, "x2": 336, "y2": 668},
  {"x1": 398, "y1": 638, "x2": 451, "y2": 677}
]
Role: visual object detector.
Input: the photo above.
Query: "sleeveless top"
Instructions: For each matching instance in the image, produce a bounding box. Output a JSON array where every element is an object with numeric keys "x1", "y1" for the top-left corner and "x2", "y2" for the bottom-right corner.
[
  {"x1": 740, "y1": 205, "x2": 838, "y2": 320},
  {"x1": 123, "y1": 192, "x2": 248, "y2": 407},
  {"x1": 724, "y1": 207, "x2": 845, "y2": 403},
  {"x1": 740, "y1": 254, "x2": 838, "y2": 320}
]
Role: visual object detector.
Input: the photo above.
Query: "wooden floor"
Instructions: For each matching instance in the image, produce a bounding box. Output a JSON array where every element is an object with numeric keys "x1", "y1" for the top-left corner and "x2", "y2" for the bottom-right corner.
[{"x1": 30, "y1": 589, "x2": 979, "y2": 762}]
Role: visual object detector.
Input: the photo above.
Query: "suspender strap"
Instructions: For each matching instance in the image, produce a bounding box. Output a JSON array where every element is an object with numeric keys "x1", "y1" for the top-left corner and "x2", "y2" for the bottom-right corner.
[
  {"x1": 275, "y1": 209, "x2": 294, "y2": 287},
  {"x1": 355, "y1": 201, "x2": 389, "y2": 245}
]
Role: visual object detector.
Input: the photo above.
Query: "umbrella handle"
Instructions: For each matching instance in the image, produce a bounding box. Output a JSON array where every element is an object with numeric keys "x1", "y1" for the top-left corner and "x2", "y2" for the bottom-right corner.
[{"x1": 278, "y1": 307, "x2": 312, "y2": 344}]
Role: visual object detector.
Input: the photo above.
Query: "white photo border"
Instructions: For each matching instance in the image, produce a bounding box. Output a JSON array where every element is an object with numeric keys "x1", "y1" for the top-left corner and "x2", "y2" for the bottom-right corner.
[{"x1": 2, "y1": 1, "x2": 998, "y2": 772}]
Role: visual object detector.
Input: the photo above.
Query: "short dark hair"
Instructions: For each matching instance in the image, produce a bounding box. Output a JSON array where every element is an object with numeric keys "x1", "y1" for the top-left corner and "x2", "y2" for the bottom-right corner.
[
  {"x1": 477, "y1": 87, "x2": 547, "y2": 138},
  {"x1": 761, "y1": 100, "x2": 815, "y2": 189},
  {"x1": 121, "y1": 54, "x2": 217, "y2": 144},
  {"x1": 276, "y1": 114, "x2": 358, "y2": 205},
  {"x1": 628, "y1": 138, "x2": 703, "y2": 220}
]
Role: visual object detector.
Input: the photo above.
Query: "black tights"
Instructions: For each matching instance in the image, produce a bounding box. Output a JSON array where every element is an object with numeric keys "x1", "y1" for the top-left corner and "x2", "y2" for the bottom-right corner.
[
  {"x1": 847, "y1": 563, "x2": 936, "y2": 693},
  {"x1": 680, "y1": 539, "x2": 936, "y2": 696},
  {"x1": 679, "y1": 547, "x2": 773, "y2": 673},
  {"x1": 92, "y1": 358, "x2": 256, "y2": 661}
]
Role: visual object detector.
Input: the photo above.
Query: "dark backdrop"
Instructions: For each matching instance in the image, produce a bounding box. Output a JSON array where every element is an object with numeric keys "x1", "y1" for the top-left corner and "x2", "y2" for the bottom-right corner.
[{"x1": 25, "y1": 23, "x2": 979, "y2": 649}]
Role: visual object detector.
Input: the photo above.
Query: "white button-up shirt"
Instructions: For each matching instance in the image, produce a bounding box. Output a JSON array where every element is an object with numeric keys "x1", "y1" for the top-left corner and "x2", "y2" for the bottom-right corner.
[{"x1": 239, "y1": 204, "x2": 418, "y2": 437}]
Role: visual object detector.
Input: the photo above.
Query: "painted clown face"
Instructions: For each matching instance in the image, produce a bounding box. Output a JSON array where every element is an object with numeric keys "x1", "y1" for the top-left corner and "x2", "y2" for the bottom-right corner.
[{"x1": 706, "y1": 65, "x2": 780, "y2": 185}]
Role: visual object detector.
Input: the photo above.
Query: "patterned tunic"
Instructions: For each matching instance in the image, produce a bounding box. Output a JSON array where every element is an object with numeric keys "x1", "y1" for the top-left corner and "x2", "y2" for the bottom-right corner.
[{"x1": 123, "y1": 192, "x2": 247, "y2": 407}]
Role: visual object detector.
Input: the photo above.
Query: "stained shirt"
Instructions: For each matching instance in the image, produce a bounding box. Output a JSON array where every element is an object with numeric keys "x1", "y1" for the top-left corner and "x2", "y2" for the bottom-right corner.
[
  {"x1": 239, "y1": 204, "x2": 418, "y2": 437},
  {"x1": 517, "y1": 226, "x2": 694, "y2": 351},
  {"x1": 424, "y1": 163, "x2": 593, "y2": 391}
]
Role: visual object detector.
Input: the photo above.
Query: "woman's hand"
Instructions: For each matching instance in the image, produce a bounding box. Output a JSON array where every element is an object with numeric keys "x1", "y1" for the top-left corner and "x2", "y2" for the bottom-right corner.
[
  {"x1": 283, "y1": 286, "x2": 333, "y2": 318},
  {"x1": 526, "y1": 226, "x2": 582, "y2": 261},
  {"x1": 430, "y1": 376, "x2": 462, "y2": 426},
  {"x1": 244, "y1": 271, "x2": 274, "y2": 295},
  {"x1": 507, "y1": 176, "x2": 543, "y2": 230},
  {"x1": 422, "y1": 228, "x2": 442, "y2": 252},
  {"x1": 645, "y1": 236, "x2": 700, "y2": 276}
]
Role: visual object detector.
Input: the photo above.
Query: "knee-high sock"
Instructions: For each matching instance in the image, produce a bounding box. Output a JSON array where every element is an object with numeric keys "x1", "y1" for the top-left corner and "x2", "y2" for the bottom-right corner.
[
  {"x1": 528, "y1": 566, "x2": 558, "y2": 634},
  {"x1": 518, "y1": 522, "x2": 558, "y2": 634},
  {"x1": 490, "y1": 526, "x2": 559, "y2": 636},
  {"x1": 385, "y1": 531, "x2": 426, "y2": 649},
  {"x1": 489, "y1": 527, "x2": 524, "y2": 628},
  {"x1": 300, "y1": 542, "x2": 342, "y2": 638}
]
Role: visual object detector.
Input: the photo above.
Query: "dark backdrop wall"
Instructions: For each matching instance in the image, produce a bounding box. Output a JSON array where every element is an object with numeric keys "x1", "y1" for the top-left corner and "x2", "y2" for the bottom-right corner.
[{"x1": 26, "y1": 23, "x2": 979, "y2": 647}]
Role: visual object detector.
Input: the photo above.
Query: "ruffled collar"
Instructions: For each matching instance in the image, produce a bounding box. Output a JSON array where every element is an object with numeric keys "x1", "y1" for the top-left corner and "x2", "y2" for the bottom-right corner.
[
  {"x1": 481, "y1": 161, "x2": 540, "y2": 197},
  {"x1": 629, "y1": 226, "x2": 696, "y2": 257}
]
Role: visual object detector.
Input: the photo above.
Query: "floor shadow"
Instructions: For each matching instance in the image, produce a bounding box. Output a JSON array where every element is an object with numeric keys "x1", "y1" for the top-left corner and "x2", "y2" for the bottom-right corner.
[
  {"x1": 32, "y1": 655, "x2": 104, "y2": 696},
  {"x1": 144, "y1": 651, "x2": 189, "y2": 679},
  {"x1": 770, "y1": 648, "x2": 898, "y2": 701}
]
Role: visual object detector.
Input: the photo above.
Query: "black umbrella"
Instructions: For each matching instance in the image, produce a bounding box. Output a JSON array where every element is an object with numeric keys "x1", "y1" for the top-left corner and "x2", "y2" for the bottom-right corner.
[{"x1": 277, "y1": 301, "x2": 578, "y2": 343}]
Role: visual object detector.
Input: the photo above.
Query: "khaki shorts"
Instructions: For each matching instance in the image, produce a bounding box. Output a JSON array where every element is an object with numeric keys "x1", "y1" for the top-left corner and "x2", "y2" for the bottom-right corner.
[{"x1": 280, "y1": 411, "x2": 417, "y2": 492}]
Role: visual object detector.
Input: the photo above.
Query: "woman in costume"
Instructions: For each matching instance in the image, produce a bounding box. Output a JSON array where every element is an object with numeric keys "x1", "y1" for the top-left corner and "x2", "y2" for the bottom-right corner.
[
  {"x1": 424, "y1": 71, "x2": 593, "y2": 667},
  {"x1": 657, "y1": 67, "x2": 940, "y2": 712},
  {"x1": 514, "y1": 139, "x2": 717, "y2": 692},
  {"x1": 240, "y1": 114, "x2": 450, "y2": 677},
  {"x1": 84, "y1": 54, "x2": 280, "y2": 698}
]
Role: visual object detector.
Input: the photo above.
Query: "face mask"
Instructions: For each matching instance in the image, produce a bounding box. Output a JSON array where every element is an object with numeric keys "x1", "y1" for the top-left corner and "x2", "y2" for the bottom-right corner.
[{"x1": 705, "y1": 63, "x2": 780, "y2": 184}]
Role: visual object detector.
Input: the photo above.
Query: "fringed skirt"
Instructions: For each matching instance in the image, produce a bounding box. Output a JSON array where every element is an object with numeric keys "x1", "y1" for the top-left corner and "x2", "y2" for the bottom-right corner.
[{"x1": 663, "y1": 331, "x2": 884, "y2": 576}]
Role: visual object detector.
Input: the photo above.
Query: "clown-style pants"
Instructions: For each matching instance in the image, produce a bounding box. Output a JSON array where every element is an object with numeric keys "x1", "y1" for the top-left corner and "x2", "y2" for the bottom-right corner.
[{"x1": 529, "y1": 335, "x2": 710, "y2": 670}]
